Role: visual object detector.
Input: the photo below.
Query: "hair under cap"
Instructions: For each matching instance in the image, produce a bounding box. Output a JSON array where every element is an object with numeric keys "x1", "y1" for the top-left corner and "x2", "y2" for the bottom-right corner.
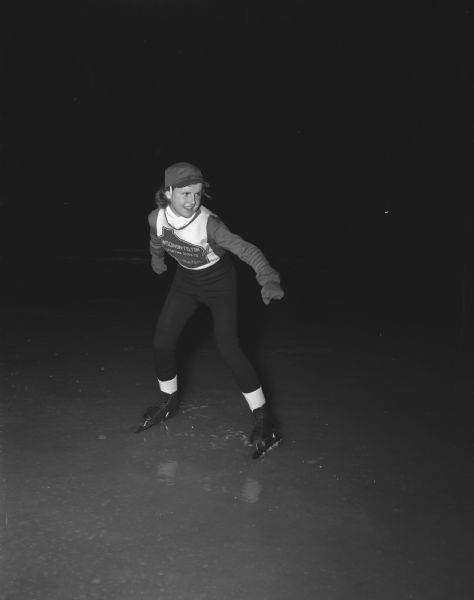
[{"x1": 165, "y1": 162, "x2": 205, "y2": 188}]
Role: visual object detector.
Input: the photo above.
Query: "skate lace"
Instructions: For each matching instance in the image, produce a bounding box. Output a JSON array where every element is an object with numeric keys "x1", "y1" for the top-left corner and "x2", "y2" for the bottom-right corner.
[
  {"x1": 159, "y1": 392, "x2": 176, "y2": 409},
  {"x1": 254, "y1": 406, "x2": 269, "y2": 424}
]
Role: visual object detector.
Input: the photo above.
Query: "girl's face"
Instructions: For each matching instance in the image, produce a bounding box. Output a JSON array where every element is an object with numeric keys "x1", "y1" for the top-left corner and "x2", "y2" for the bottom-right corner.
[{"x1": 165, "y1": 183, "x2": 203, "y2": 218}]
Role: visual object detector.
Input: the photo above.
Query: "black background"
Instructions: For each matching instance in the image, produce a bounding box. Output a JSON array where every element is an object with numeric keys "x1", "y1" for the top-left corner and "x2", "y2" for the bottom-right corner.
[{"x1": 2, "y1": 0, "x2": 473, "y2": 339}]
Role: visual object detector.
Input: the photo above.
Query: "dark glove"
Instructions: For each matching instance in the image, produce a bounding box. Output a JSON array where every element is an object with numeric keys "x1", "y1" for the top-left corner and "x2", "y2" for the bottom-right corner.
[
  {"x1": 261, "y1": 282, "x2": 284, "y2": 305},
  {"x1": 152, "y1": 257, "x2": 167, "y2": 275}
]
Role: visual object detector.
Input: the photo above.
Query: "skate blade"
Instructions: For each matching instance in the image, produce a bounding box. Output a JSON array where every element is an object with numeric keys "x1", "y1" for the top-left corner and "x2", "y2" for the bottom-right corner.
[
  {"x1": 135, "y1": 423, "x2": 150, "y2": 433},
  {"x1": 134, "y1": 418, "x2": 155, "y2": 433},
  {"x1": 251, "y1": 434, "x2": 282, "y2": 459},
  {"x1": 134, "y1": 408, "x2": 177, "y2": 433}
]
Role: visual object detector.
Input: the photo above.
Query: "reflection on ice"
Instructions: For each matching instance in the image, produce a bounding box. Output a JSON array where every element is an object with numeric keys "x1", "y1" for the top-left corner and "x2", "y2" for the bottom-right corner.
[
  {"x1": 155, "y1": 462, "x2": 263, "y2": 503},
  {"x1": 240, "y1": 477, "x2": 262, "y2": 504},
  {"x1": 156, "y1": 460, "x2": 178, "y2": 485}
]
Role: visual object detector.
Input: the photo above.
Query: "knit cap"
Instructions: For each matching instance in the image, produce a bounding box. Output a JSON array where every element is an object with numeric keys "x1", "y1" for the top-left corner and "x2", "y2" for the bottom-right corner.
[{"x1": 164, "y1": 162, "x2": 205, "y2": 188}]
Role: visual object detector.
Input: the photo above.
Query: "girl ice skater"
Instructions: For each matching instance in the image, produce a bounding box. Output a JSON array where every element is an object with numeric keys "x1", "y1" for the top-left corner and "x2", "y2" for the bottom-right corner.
[{"x1": 136, "y1": 162, "x2": 284, "y2": 458}]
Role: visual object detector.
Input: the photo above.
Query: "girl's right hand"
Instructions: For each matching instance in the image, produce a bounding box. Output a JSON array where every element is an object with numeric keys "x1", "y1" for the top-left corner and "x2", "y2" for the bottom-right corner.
[{"x1": 152, "y1": 258, "x2": 167, "y2": 275}]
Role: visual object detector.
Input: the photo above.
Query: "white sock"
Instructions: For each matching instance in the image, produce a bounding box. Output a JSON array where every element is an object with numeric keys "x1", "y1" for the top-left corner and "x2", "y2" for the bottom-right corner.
[
  {"x1": 158, "y1": 376, "x2": 178, "y2": 395},
  {"x1": 242, "y1": 387, "x2": 266, "y2": 412}
]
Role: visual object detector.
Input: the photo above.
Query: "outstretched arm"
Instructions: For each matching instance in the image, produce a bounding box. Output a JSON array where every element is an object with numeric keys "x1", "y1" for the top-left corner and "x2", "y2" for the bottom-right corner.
[
  {"x1": 208, "y1": 216, "x2": 284, "y2": 304},
  {"x1": 148, "y1": 209, "x2": 167, "y2": 274}
]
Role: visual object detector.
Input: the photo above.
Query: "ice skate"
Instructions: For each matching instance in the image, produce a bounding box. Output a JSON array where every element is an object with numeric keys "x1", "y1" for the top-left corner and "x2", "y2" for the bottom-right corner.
[
  {"x1": 250, "y1": 405, "x2": 282, "y2": 459},
  {"x1": 135, "y1": 392, "x2": 180, "y2": 433}
]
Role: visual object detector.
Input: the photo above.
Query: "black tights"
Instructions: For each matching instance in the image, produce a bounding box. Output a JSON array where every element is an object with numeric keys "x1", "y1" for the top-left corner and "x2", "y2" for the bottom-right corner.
[{"x1": 153, "y1": 257, "x2": 260, "y2": 394}]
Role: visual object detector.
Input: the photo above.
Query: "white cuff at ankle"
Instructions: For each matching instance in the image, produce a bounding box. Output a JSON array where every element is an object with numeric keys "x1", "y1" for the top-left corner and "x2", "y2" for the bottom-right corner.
[
  {"x1": 242, "y1": 387, "x2": 266, "y2": 411},
  {"x1": 158, "y1": 376, "x2": 178, "y2": 395}
]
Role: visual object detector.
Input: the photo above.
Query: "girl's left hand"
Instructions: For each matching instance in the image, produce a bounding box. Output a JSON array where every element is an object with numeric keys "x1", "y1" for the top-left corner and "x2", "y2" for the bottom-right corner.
[{"x1": 261, "y1": 282, "x2": 285, "y2": 305}]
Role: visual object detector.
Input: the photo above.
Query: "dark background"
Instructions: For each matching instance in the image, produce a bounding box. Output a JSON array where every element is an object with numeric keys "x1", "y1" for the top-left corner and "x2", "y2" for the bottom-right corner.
[{"x1": 2, "y1": 0, "x2": 473, "y2": 343}]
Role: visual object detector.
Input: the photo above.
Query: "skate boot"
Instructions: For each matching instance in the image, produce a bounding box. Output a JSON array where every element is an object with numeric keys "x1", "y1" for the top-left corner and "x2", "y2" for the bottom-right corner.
[
  {"x1": 250, "y1": 405, "x2": 282, "y2": 459},
  {"x1": 135, "y1": 391, "x2": 180, "y2": 433}
]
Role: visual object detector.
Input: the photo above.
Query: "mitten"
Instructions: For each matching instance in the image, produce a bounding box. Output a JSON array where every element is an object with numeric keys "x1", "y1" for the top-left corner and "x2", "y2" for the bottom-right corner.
[
  {"x1": 261, "y1": 281, "x2": 284, "y2": 305},
  {"x1": 152, "y1": 257, "x2": 167, "y2": 275}
]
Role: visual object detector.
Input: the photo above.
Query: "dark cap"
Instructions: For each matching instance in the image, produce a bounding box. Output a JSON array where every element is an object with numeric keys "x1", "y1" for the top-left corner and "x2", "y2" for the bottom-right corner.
[{"x1": 164, "y1": 162, "x2": 205, "y2": 188}]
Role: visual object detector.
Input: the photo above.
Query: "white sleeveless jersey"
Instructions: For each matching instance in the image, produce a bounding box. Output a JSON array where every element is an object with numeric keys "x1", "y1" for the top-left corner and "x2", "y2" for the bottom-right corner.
[{"x1": 155, "y1": 206, "x2": 222, "y2": 270}]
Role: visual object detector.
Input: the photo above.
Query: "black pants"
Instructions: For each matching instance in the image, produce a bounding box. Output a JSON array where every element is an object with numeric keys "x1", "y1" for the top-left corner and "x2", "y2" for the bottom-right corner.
[{"x1": 153, "y1": 255, "x2": 260, "y2": 393}]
